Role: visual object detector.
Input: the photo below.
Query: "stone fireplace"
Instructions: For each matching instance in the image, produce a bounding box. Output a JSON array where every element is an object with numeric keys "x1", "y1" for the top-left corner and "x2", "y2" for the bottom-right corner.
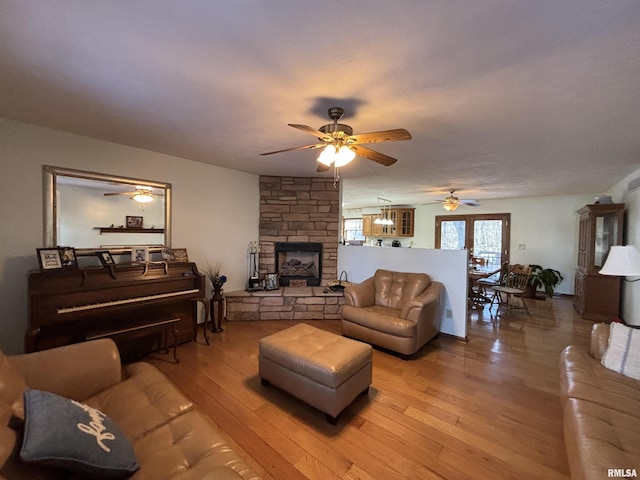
[
  {"x1": 275, "y1": 242, "x2": 322, "y2": 286},
  {"x1": 225, "y1": 176, "x2": 342, "y2": 322},
  {"x1": 258, "y1": 176, "x2": 339, "y2": 286}
]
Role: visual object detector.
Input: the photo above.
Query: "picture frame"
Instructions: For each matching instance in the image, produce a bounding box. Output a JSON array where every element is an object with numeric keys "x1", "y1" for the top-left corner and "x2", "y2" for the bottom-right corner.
[
  {"x1": 172, "y1": 248, "x2": 189, "y2": 262},
  {"x1": 131, "y1": 246, "x2": 149, "y2": 263},
  {"x1": 126, "y1": 216, "x2": 143, "y2": 229},
  {"x1": 161, "y1": 247, "x2": 175, "y2": 262},
  {"x1": 97, "y1": 250, "x2": 115, "y2": 265},
  {"x1": 36, "y1": 248, "x2": 63, "y2": 271},
  {"x1": 58, "y1": 247, "x2": 78, "y2": 269}
]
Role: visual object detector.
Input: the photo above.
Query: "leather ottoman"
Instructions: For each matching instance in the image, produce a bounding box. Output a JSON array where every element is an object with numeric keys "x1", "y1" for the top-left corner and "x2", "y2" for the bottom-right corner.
[{"x1": 259, "y1": 323, "x2": 372, "y2": 424}]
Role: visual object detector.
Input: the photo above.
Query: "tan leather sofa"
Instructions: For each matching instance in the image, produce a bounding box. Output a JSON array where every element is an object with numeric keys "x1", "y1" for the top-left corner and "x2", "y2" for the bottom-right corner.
[
  {"x1": 341, "y1": 269, "x2": 443, "y2": 358},
  {"x1": 0, "y1": 339, "x2": 260, "y2": 480},
  {"x1": 559, "y1": 323, "x2": 640, "y2": 479}
]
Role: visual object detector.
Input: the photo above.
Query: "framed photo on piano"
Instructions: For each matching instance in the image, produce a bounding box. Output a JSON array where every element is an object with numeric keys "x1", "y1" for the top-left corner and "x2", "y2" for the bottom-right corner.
[
  {"x1": 58, "y1": 247, "x2": 78, "y2": 269},
  {"x1": 97, "y1": 250, "x2": 115, "y2": 265},
  {"x1": 172, "y1": 248, "x2": 189, "y2": 262},
  {"x1": 36, "y1": 248, "x2": 63, "y2": 271},
  {"x1": 132, "y1": 246, "x2": 149, "y2": 263}
]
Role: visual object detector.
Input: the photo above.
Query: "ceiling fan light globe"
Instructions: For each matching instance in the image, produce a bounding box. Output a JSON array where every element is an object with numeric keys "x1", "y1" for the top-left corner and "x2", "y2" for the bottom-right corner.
[
  {"x1": 442, "y1": 202, "x2": 459, "y2": 211},
  {"x1": 333, "y1": 146, "x2": 356, "y2": 167},
  {"x1": 132, "y1": 193, "x2": 153, "y2": 203},
  {"x1": 317, "y1": 145, "x2": 336, "y2": 166}
]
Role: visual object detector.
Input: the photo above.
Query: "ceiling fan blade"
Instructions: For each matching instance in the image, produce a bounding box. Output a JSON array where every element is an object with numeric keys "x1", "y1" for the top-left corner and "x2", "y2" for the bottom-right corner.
[
  {"x1": 288, "y1": 124, "x2": 331, "y2": 140},
  {"x1": 260, "y1": 143, "x2": 326, "y2": 156},
  {"x1": 351, "y1": 145, "x2": 398, "y2": 166},
  {"x1": 316, "y1": 163, "x2": 330, "y2": 173},
  {"x1": 460, "y1": 200, "x2": 481, "y2": 206},
  {"x1": 103, "y1": 192, "x2": 130, "y2": 196},
  {"x1": 346, "y1": 128, "x2": 412, "y2": 145}
]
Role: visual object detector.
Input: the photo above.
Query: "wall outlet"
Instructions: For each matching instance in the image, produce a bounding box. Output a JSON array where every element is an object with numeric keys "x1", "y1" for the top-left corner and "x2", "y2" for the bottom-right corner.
[
  {"x1": 445, "y1": 309, "x2": 453, "y2": 318},
  {"x1": 518, "y1": 244, "x2": 526, "y2": 250}
]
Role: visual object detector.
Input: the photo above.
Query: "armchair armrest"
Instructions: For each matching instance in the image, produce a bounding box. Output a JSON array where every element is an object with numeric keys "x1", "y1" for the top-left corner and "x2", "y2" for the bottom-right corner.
[
  {"x1": 401, "y1": 282, "x2": 443, "y2": 322},
  {"x1": 10, "y1": 339, "x2": 122, "y2": 401},
  {"x1": 344, "y1": 277, "x2": 375, "y2": 307}
]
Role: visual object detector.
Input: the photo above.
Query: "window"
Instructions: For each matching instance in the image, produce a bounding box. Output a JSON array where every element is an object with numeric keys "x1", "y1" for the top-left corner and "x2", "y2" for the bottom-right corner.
[
  {"x1": 343, "y1": 218, "x2": 365, "y2": 242},
  {"x1": 435, "y1": 213, "x2": 510, "y2": 267}
]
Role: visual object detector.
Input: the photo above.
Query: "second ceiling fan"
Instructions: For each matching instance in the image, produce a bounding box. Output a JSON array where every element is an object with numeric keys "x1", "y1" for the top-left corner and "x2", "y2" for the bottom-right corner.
[
  {"x1": 435, "y1": 190, "x2": 480, "y2": 211},
  {"x1": 260, "y1": 107, "x2": 411, "y2": 171}
]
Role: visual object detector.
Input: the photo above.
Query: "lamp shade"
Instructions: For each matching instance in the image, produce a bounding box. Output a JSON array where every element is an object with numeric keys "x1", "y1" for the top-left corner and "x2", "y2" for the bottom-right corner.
[{"x1": 599, "y1": 245, "x2": 640, "y2": 276}]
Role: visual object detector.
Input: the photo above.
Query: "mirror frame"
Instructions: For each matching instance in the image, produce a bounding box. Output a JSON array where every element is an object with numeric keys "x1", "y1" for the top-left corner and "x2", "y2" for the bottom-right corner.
[{"x1": 43, "y1": 165, "x2": 172, "y2": 254}]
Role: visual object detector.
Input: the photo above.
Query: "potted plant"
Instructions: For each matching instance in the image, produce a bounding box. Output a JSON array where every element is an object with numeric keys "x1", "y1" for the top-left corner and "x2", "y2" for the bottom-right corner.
[{"x1": 526, "y1": 264, "x2": 564, "y2": 299}]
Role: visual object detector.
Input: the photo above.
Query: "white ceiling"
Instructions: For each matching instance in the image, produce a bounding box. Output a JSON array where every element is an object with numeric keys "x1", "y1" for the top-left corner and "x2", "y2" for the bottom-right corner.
[{"x1": 1, "y1": 1, "x2": 639, "y2": 208}]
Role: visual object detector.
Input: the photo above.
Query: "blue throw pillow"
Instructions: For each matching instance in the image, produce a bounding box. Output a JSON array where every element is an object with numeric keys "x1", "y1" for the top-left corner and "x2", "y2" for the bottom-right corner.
[{"x1": 20, "y1": 389, "x2": 139, "y2": 479}]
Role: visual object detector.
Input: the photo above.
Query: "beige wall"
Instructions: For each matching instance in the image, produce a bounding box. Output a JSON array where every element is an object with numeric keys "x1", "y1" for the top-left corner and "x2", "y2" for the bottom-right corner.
[
  {"x1": 609, "y1": 166, "x2": 640, "y2": 325},
  {"x1": 0, "y1": 118, "x2": 260, "y2": 353}
]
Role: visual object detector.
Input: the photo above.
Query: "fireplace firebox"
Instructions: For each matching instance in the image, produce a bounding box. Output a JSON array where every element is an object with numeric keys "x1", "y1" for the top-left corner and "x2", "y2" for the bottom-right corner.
[{"x1": 275, "y1": 242, "x2": 322, "y2": 287}]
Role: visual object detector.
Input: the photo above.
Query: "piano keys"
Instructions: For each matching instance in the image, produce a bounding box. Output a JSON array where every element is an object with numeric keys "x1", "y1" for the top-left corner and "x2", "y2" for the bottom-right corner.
[{"x1": 27, "y1": 261, "x2": 206, "y2": 353}]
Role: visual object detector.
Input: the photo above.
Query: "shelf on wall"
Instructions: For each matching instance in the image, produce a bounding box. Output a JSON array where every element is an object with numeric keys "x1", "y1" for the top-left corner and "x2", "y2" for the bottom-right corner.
[{"x1": 97, "y1": 227, "x2": 165, "y2": 234}]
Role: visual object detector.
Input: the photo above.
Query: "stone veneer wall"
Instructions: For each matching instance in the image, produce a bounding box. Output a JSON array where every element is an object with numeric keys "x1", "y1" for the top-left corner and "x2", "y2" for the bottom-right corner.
[{"x1": 258, "y1": 176, "x2": 340, "y2": 286}]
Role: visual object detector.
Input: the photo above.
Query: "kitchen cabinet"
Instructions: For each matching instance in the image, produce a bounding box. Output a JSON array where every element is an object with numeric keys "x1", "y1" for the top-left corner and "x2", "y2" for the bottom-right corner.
[
  {"x1": 362, "y1": 214, "x2": 382, "y2": 236},
  {"x1": 573, "y1": 203, "x2": 624, "y2": 321},
  {"x1": 362, "y1": 209, "x2": 414, "y2": 237}
]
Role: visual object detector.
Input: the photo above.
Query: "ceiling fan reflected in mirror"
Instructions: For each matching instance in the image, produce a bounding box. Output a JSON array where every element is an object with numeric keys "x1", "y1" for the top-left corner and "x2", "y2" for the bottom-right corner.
[
  {"x1": 260, "y1": 107, "x2": 412, "y2": 175},
  {"x1": 103, "y1": 186, "x2": 164, "y2": 203},
  {"x1": 435, "y1": 190, "x2": 480, "y2": 211}
]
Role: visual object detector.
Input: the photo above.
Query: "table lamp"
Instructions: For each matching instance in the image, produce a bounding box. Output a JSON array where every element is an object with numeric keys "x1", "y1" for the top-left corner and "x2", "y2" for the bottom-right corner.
[{"x1": 599, "y1": 245, "x2": 640, "y2": 281}]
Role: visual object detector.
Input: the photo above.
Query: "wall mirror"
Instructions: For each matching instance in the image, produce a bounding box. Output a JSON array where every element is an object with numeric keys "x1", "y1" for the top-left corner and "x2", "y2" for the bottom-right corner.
[{"x1": 43, "y1": 165, "x2": 171, "y2": 252}]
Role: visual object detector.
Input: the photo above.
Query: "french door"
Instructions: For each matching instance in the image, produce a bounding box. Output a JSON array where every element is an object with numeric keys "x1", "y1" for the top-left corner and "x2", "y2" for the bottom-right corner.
[{"x1": 435, "y1": 213, "x2": 511, "y2": 267}]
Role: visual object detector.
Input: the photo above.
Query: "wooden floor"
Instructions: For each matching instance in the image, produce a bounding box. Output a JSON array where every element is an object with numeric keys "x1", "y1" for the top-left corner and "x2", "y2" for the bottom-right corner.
[{"x1": 148, "y1": 295, "x2": 594, "y2": 480}]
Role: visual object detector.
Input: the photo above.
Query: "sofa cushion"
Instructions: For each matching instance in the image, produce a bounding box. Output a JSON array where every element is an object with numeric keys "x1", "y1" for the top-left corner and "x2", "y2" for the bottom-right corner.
[
  {"x1": 130, "y1": 410, "x2": 259, "y2": 480},
  {"x1": 20, "y1": 389, "x2": 139, "y2": 479},
  {"x1": 373, "y1": 270, "x2": 430, "y2": 309},
  {"x1": 602, "y1": 322, "x2": 640, "y2": 380},
  {"x1": 560, "y1": 345, "x2": 640, "y2": 418},
  {"x1": 341, "y1": 304, "x2": 416, "y2": 337},
  {"x1": 84, "y1": 362, "x2": 193, "y2": 442},
  {"x1": 563, "y1": 397, "x2": 640, "y2": 480}
]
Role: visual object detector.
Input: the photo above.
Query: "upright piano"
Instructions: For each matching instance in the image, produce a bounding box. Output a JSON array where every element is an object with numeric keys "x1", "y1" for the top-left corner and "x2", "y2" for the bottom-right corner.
[{"x1": 27, "y1": 262, "x2": 206, "y2": 353}]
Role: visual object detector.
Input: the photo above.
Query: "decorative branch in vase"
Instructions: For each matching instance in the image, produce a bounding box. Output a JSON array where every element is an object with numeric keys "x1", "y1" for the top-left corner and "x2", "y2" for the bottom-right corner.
[{"x1": 205, "y1": 261, "x2": 227, "y2": 292}]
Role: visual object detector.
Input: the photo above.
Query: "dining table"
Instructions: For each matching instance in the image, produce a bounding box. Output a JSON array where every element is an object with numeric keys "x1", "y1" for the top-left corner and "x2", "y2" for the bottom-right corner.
[{"x1": 468, "y1": 264, "x2": 501, "y2": 308}]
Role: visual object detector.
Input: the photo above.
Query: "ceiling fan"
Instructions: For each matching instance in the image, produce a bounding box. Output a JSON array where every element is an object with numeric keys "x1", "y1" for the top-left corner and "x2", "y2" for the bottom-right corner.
[
  {"x1": 260, "y1": 107, "x2": 412, "y2": 172},
  {"x1": 434, "y1": 190, "x2": 481, "y2": 211},
  {"x1": 103, "y1": 186, "x2": 164, "y2": 203}
]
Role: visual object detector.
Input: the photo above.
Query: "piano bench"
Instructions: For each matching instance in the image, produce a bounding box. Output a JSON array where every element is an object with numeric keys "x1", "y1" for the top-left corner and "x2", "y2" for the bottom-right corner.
[{"x1": 85, "y1": 317, "x2": 180, "y2": 363}]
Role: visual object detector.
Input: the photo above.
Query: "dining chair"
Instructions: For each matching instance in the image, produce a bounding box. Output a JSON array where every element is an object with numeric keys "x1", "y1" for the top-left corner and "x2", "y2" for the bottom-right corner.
[
  {"x1": 490, "y1": 264, "x2": 532, "y2": 316},
  {"x1": 470, "y1": 257, "x2": 488, "y2": 266},
  {"x1": 477, "y1": 261, "x2": 509, "y2": 297}
]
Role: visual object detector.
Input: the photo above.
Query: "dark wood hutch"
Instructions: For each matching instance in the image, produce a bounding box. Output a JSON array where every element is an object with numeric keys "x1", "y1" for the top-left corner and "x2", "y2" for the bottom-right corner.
[{"x1": 573, "y1": 203, "x2": 625, "y2": 321}]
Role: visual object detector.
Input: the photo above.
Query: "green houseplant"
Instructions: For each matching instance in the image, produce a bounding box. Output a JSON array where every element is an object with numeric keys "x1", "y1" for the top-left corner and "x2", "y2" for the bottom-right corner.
[{"x1": 527, "y1": 264, "x2": 564, "y2": 298}]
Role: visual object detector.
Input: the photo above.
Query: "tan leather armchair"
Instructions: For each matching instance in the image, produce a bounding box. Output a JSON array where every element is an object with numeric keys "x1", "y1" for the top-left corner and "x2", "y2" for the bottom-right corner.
[{"x1": 341, "y1": 269, "x2": 443, "y2": 358}]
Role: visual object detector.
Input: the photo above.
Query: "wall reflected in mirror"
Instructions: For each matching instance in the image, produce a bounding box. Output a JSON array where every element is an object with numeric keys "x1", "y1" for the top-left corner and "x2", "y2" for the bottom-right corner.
[{"x1": 44, "y1": 166, "x2": 171, "y2": 251}]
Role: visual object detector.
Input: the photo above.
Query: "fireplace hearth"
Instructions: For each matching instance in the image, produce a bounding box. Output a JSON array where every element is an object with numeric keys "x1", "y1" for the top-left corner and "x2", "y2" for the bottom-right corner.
[{"x1": 275, "y1": 242, "x2": 322, "y2": 287}]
